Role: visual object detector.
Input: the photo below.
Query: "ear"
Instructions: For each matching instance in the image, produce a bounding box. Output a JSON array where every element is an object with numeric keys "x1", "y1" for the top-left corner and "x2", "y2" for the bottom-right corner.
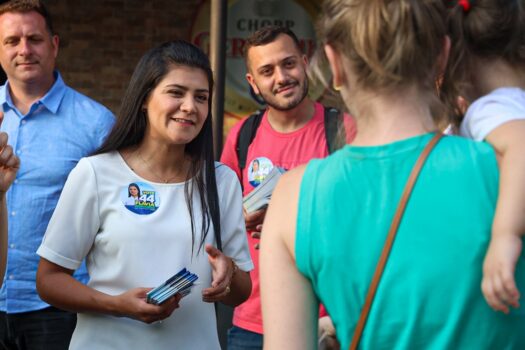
[
  {"x1": 51, "y1": 35, "x2": 59, "y2": 59},
  {"x1": 302, "y1": 54, "x2": 309, "y2": 66},
  {"x1": 324, "y1": 44, "x2": 345, "y2": 89},
  {"x1": 437, "y1": 36, "x2": 451, "y2": 75},
  {"x1": 246, "y1": 72, "x2": 260, "y2": 95},
  {"x1": 141, "y1": 89, "x2": 152, "y2": 112}
]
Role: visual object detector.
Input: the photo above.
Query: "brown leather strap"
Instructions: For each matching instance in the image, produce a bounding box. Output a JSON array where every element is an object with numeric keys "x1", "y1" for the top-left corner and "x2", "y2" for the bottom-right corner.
[{"x1": 349, "y1": 133, "x2": 443, "y2": 350}]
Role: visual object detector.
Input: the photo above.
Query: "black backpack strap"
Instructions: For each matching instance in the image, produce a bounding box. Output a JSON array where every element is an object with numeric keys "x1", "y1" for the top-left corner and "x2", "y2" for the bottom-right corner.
[
  {"x1": 235, "y1": 109, "x2": 265, "y2": 186},
  {"x1": 235, "y1": 107, "x2": 343, "y2": 185},
  {"x1": 324, "y1": 106, "x2": 347, "y2": 154}
]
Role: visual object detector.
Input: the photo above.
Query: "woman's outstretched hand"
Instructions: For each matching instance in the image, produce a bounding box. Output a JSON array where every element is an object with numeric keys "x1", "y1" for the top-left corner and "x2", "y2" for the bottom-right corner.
[{"x1": 202, "y1": 244, "x2": 235, "y2": 302}]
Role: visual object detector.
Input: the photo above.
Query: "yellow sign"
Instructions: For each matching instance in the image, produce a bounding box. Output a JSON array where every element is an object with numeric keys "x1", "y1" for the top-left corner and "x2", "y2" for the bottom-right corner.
[{"x1": 191, "y1": 0, "x2": 322, "y2": 139}]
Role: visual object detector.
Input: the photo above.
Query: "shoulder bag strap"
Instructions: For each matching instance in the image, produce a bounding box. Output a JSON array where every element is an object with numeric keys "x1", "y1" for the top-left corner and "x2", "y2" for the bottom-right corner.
[
  {"x1": 236, "y1": 109, "x2": 265, "y2": 171},
  {"x1": 236, "y1": 109, "x2": 265, "y2": 191},
  {"x1": 349, "y1": 132, "x2": 443, "y2": 350}
]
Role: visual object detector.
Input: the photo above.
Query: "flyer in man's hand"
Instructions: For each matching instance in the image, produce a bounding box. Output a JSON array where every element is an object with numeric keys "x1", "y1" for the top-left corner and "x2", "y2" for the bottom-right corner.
[
  {"x1": 243, "y1": 166, "x2": 286, "y2": 213},
  {"x1": 146, "y1": 268, "x2": 198, "y2": 305}
]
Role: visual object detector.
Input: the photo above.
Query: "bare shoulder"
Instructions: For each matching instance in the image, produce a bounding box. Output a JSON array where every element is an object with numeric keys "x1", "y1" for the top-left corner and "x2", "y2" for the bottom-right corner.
[
  {"x1": 271, "y1": 165, "x2": 307, "y2": 210},
  {"x1": 277, "y1": 165, "x2": 307, "y2": 194},
  {"x1": 485, "y1": 119, "x2": 525, "y2": 154}
]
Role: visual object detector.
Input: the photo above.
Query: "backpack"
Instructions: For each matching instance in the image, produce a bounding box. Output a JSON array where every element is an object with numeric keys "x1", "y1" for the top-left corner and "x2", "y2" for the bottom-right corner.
[{"x1": 235, "y1": 106, "x2": 347, "y2": 186}]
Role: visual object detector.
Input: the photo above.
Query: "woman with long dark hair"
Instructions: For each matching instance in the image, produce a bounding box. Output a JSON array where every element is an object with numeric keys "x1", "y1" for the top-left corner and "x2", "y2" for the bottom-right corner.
[{"x1": 35, "y1": 40, "x2": 252, "y2": 349}]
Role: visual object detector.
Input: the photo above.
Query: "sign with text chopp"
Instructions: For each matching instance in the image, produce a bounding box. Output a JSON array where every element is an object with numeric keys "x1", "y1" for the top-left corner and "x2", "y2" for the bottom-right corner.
[{"x1": 190, "y1": 0, "x2": 321, "y2": 138}]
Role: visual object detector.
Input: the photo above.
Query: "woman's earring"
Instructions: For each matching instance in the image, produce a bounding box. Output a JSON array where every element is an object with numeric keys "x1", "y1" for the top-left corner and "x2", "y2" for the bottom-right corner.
[{"x1": 333, "y1": 84, "x2": 342, "y2": 92}]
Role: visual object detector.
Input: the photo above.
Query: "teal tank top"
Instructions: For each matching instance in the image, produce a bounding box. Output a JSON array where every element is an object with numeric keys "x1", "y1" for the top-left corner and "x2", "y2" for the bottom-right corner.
[{"x1": 296, "y1": 133, "x2": 525, "y2": 349}]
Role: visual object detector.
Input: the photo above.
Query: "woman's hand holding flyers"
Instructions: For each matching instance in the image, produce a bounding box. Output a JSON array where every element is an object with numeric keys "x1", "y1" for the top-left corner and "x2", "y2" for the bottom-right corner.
[
  {"x1": 114, "y1": 287, "x2": 181, "y2": 324},
  {"x1": 482, "y1": 234, "x2": 522, "y2": 313}
]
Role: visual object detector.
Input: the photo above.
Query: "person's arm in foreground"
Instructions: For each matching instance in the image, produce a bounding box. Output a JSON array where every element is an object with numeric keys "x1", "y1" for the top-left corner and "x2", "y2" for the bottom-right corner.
[
  {"x1": 482, "y1": 120, "x2": 525, "y2": 313},
  {"x1": 260, "y1": 165, "x2": 318, "y2": 350},
  {"x1": 0, "y1": 122, "x2": 20, "y2": 287}
]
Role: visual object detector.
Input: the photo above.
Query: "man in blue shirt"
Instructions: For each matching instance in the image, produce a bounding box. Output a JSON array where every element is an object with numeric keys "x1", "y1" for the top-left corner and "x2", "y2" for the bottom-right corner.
[{"x1": 0, "y1": 1, "x2": 115, "y2": 349}]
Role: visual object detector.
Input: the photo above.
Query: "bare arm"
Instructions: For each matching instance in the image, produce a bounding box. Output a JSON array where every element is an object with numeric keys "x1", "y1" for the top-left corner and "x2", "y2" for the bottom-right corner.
[
  {"x1": 220, "y1": 268, "x2": 251, "y2": 307},
  {"x1": 481, "y1": 120, "x2": 525, "y2": 312},
  {"x1": 486, "y1": 120, "x2": 525, "y2": 239},
  {"x1": 36, "y1": 258, "x2": 181, "y2": 324},
  {"x1": 260, "y1": 165, "x2": 318, "y2": 350}
]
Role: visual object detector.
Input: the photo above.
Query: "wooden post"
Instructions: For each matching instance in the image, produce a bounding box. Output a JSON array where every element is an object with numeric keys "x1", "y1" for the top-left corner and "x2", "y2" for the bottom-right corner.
[{"x1": 210, "y1": 0, "x2": 227, "y2": 159}]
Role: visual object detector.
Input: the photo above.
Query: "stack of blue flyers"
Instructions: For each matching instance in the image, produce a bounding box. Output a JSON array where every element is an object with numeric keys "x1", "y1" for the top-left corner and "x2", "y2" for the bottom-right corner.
[{"x1": 147, "y1": 268, "x2": 198, "y2": 305}]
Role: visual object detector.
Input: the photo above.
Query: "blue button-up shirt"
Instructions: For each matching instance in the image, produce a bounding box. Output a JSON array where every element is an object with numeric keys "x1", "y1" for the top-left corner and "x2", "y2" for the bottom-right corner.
[{"x1": 0, "y1": 72, "x2": 115, "y2": 313}]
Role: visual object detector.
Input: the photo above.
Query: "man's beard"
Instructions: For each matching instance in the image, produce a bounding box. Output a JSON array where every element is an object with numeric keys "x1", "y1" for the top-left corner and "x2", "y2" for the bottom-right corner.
[{"x1": 257, "y1": 77, "x2": 309, "y2": 111}]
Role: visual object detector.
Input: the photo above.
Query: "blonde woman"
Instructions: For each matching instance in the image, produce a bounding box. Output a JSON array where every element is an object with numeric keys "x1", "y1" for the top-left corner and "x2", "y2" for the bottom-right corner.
[{"x1": 260, "y1": 0, "x2": 525, "y2": 349}]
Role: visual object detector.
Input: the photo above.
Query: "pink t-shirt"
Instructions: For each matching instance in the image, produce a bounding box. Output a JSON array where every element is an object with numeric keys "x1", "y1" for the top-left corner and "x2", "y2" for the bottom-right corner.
[{"x1": 220, "y1": 102, "x2": 356, "y2": 334}]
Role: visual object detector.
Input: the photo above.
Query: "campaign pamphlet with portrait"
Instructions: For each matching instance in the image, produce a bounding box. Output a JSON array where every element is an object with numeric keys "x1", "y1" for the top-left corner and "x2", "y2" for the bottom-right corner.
[{"x1": 243, "y1": 166, "x2": 286, "y2": 213}]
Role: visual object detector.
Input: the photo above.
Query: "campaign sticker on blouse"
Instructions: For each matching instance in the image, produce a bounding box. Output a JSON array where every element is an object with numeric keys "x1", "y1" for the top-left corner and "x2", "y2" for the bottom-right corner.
[
  {"x1": 247, "y1": 157, "x2": 273, "y2": 187},
  {"x1": 121, "y1": 182, "x2": 160, "y2": 215}
]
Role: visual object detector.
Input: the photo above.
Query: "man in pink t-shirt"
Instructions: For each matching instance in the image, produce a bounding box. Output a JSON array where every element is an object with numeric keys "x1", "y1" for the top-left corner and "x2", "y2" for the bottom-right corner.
[{"x1": 221, "y1": 26, "x2": 356, "y2": 349}]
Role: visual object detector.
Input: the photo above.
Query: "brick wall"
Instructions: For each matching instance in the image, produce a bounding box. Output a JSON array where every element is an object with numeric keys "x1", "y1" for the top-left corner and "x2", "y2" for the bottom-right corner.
[{"x1": 46, "y1": 0, "x2": 204, "y2": 114}]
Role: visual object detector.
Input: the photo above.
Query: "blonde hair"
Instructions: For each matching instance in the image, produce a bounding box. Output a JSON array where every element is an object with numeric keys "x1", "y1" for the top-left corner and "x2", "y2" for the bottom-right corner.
[{"x1": 316, "y1": 0, "x2": 450, "y2": 127}]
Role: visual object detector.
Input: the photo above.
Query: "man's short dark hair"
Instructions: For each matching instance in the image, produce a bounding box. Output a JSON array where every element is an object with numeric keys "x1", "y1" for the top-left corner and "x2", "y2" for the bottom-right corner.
[
  {"x1": 0, "y1": 0, "x2": 54, "y2": 35},
  {"x1": 244, "y1": 25, "x2": 302, "y2": 59}
]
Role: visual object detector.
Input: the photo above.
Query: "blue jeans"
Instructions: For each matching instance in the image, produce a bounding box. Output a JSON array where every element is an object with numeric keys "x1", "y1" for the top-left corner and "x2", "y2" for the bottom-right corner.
[
  {"x1": 227, "y1": 325, "x2": 263, "y2": 350},
  {"x1": 0, "y1": 307, "x2": 76, "y2": 350}
]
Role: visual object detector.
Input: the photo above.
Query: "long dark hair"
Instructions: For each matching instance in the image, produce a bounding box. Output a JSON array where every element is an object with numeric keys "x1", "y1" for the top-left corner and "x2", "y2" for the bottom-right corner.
[{"x1": 95, "y1": 40, "x2": 221, "y2": 254}]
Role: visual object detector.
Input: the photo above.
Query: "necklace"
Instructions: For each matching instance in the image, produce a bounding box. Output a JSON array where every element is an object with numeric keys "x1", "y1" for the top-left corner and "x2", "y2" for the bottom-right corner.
[{"x1": 135, "y1": 151, "x2": 185, "y2": 183}]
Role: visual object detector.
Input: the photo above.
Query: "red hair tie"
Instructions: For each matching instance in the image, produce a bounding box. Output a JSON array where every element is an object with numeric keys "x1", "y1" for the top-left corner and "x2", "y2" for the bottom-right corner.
[{"x1": 458, "y1": 0, "x2": 471, "y2": 12}]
